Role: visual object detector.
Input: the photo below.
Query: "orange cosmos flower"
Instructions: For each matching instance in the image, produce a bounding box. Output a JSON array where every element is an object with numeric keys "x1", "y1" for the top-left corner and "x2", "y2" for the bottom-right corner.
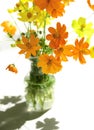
[
  {"x1": 54, "y1": 44, "x2": 75, "y2": 61},
  {"x1": 37, "y1": 54, "x2": 62, "y2": 74},
  {"x1": 17, "y1": 34, "x2": 40, "y2": 58},
  {"x1": 34, "y1": 0, "x2": 65, "y2": 18},
  {"x1": 47, "y1": 0, "x2": 65, "y2": 17},
  {"x1": 1, "y1": 21, "x2": 16, "y2": 35},
  {"x1": 46, "y1": 22, "x2": 68, "y2": 49},
  {"x1": 87, "y1": 0, "x2": 94, "y2": 10},
  {"x1": 6, "y1": 64, "x2": 18, "y2": 73},
  {"x1": 33, "y1": 0, "x2": 48, "y2": 10},
  {"x1": 73, "y1": 38, "x2": 90, "y2": 64}
]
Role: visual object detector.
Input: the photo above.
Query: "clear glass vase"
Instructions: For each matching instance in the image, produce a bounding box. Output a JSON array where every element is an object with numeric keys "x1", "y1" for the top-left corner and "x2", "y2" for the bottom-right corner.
[{"x1": 24, "y1": 57, "x2": 55, "y2": 111}]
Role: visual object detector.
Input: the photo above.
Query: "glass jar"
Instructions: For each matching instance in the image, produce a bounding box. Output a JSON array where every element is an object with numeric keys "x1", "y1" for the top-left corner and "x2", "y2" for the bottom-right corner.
[{"x1": 24, "y1": 57, "x2": 55, "y2": 111}]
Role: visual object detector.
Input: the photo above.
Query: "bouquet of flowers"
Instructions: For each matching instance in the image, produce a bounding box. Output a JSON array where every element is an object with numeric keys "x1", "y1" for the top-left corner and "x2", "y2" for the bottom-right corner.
[{"x1": 0, "y1": 0, "x2": 94, "y2": 110}]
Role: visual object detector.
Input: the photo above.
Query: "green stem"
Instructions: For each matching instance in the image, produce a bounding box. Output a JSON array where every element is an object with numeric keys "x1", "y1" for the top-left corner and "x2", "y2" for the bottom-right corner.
[
  {"x1": 9, "y1": 14, "x2": 21, "y2": 34},
  {"x1": 7, "y1": 33, "x2": 16, "y2": 41},
  {"x1": 11, "y1": 37, "x2": 16, "y2": 41},
  {"x1": 29, "y1": 22, "x2": 31, "y2": 30},
  {"x1": 23, "y1": 22, "x2": 28, "y2": 31},
  {"x1": 43, "y1": 12, "x2": 48, "y2": 40}
]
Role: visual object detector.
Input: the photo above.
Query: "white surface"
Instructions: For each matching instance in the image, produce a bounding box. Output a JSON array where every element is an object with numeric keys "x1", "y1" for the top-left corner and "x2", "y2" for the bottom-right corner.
[{"x1": 0, "y1": 0, "x2": 94, "y2": 130}]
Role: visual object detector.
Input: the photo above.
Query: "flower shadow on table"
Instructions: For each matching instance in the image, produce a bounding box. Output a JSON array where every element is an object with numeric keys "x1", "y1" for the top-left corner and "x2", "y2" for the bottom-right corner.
[
  {"x1": 0, "y1": 96, "x2": 49, "y2": 130},
  {"x1": 36, "y1": 118, "x2": 59, "y2": 130}
]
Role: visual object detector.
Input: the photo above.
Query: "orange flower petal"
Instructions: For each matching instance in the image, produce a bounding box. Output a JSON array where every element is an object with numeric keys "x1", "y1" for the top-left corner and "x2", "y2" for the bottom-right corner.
[
  {"x1": 37, "y1": 54, "x2": 62, "y2": 74},
  {"x1": 48, "y1": 27, "x2": 56, "y2": 34},
  {"x1": 34, "y1": 0, "x2": 48, "y2": 9},
  {"x1": 79, "y1": 52, "x2": 86, "y2": 64},
  {"x1": 22, "y1": 35, "x2": 29, "y2": 44},
  {"x1": 46, "y1": 22, "x2": 68, "y2": 49},
  {"x1": 17, "y1": 34, "x2": 40, "y2": 58},
  {"x1": 57, "y1": 22, "x2": 61, "y2": 31},
  {"x1": 1, "y1": 21, "x2": 16, "y2": 35},
  {"x1": 73, "y1": 38, "x2": 90, "y2": 64},
  {"x1": 87, "y1": 0, "x2": 94, "y2": 10},
  {"x1": 6, "y1": 64, "x2": 18, "y2": 73},
  {"x1": 47, "y1": 0, "x2": 65, "y2": 17}
]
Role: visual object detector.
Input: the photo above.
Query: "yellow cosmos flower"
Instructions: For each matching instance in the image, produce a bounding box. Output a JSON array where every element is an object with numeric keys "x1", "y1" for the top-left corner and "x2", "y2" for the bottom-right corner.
[
  {"x1": 18, "y1": 8, "x2": 33, "y2": 22},
  {"x1": 17, "y1": 5, "x2": 51, "y2": 27},
  {"x1": 72, "y1": 17, "x2": 94, "y2": 42},
  {"x1": 32, "y1": 7, "x2": 51, "y2": 28},
  {"x1": 8, "y1": 1, "x2": 29, "y2": 13},
  {"x1": 37, "y1": 54, "x2": 62, "y2": 74}
]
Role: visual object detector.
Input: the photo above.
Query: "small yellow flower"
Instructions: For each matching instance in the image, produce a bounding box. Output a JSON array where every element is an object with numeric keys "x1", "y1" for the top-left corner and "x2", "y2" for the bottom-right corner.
[
  {"x1": 18, "y1": 8, "x2": 33, "y2": 22},
  {"x1": 72, "y1": 17, "x2": 94, "y2": 42}
]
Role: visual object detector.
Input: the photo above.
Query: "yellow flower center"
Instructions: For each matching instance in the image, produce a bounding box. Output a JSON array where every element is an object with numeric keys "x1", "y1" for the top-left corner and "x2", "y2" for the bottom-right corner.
[
  {"x1": 27, "y1": 12, "x2": 32, "y2": 19},
  {"x1": 80, "y1": 24, "x2": 85, "y2": 31}
]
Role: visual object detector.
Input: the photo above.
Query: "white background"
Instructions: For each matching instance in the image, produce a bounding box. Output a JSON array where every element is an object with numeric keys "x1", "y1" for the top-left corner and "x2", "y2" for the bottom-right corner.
[{"x1": 0, "y1": 0, "x2": 94, "y2": 130}]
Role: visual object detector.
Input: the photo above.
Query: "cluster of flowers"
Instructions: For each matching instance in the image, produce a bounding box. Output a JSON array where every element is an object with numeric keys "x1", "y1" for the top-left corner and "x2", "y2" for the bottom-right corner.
[{"x1": 0, "y1": 0, "x2": 94, "y2": 74}]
